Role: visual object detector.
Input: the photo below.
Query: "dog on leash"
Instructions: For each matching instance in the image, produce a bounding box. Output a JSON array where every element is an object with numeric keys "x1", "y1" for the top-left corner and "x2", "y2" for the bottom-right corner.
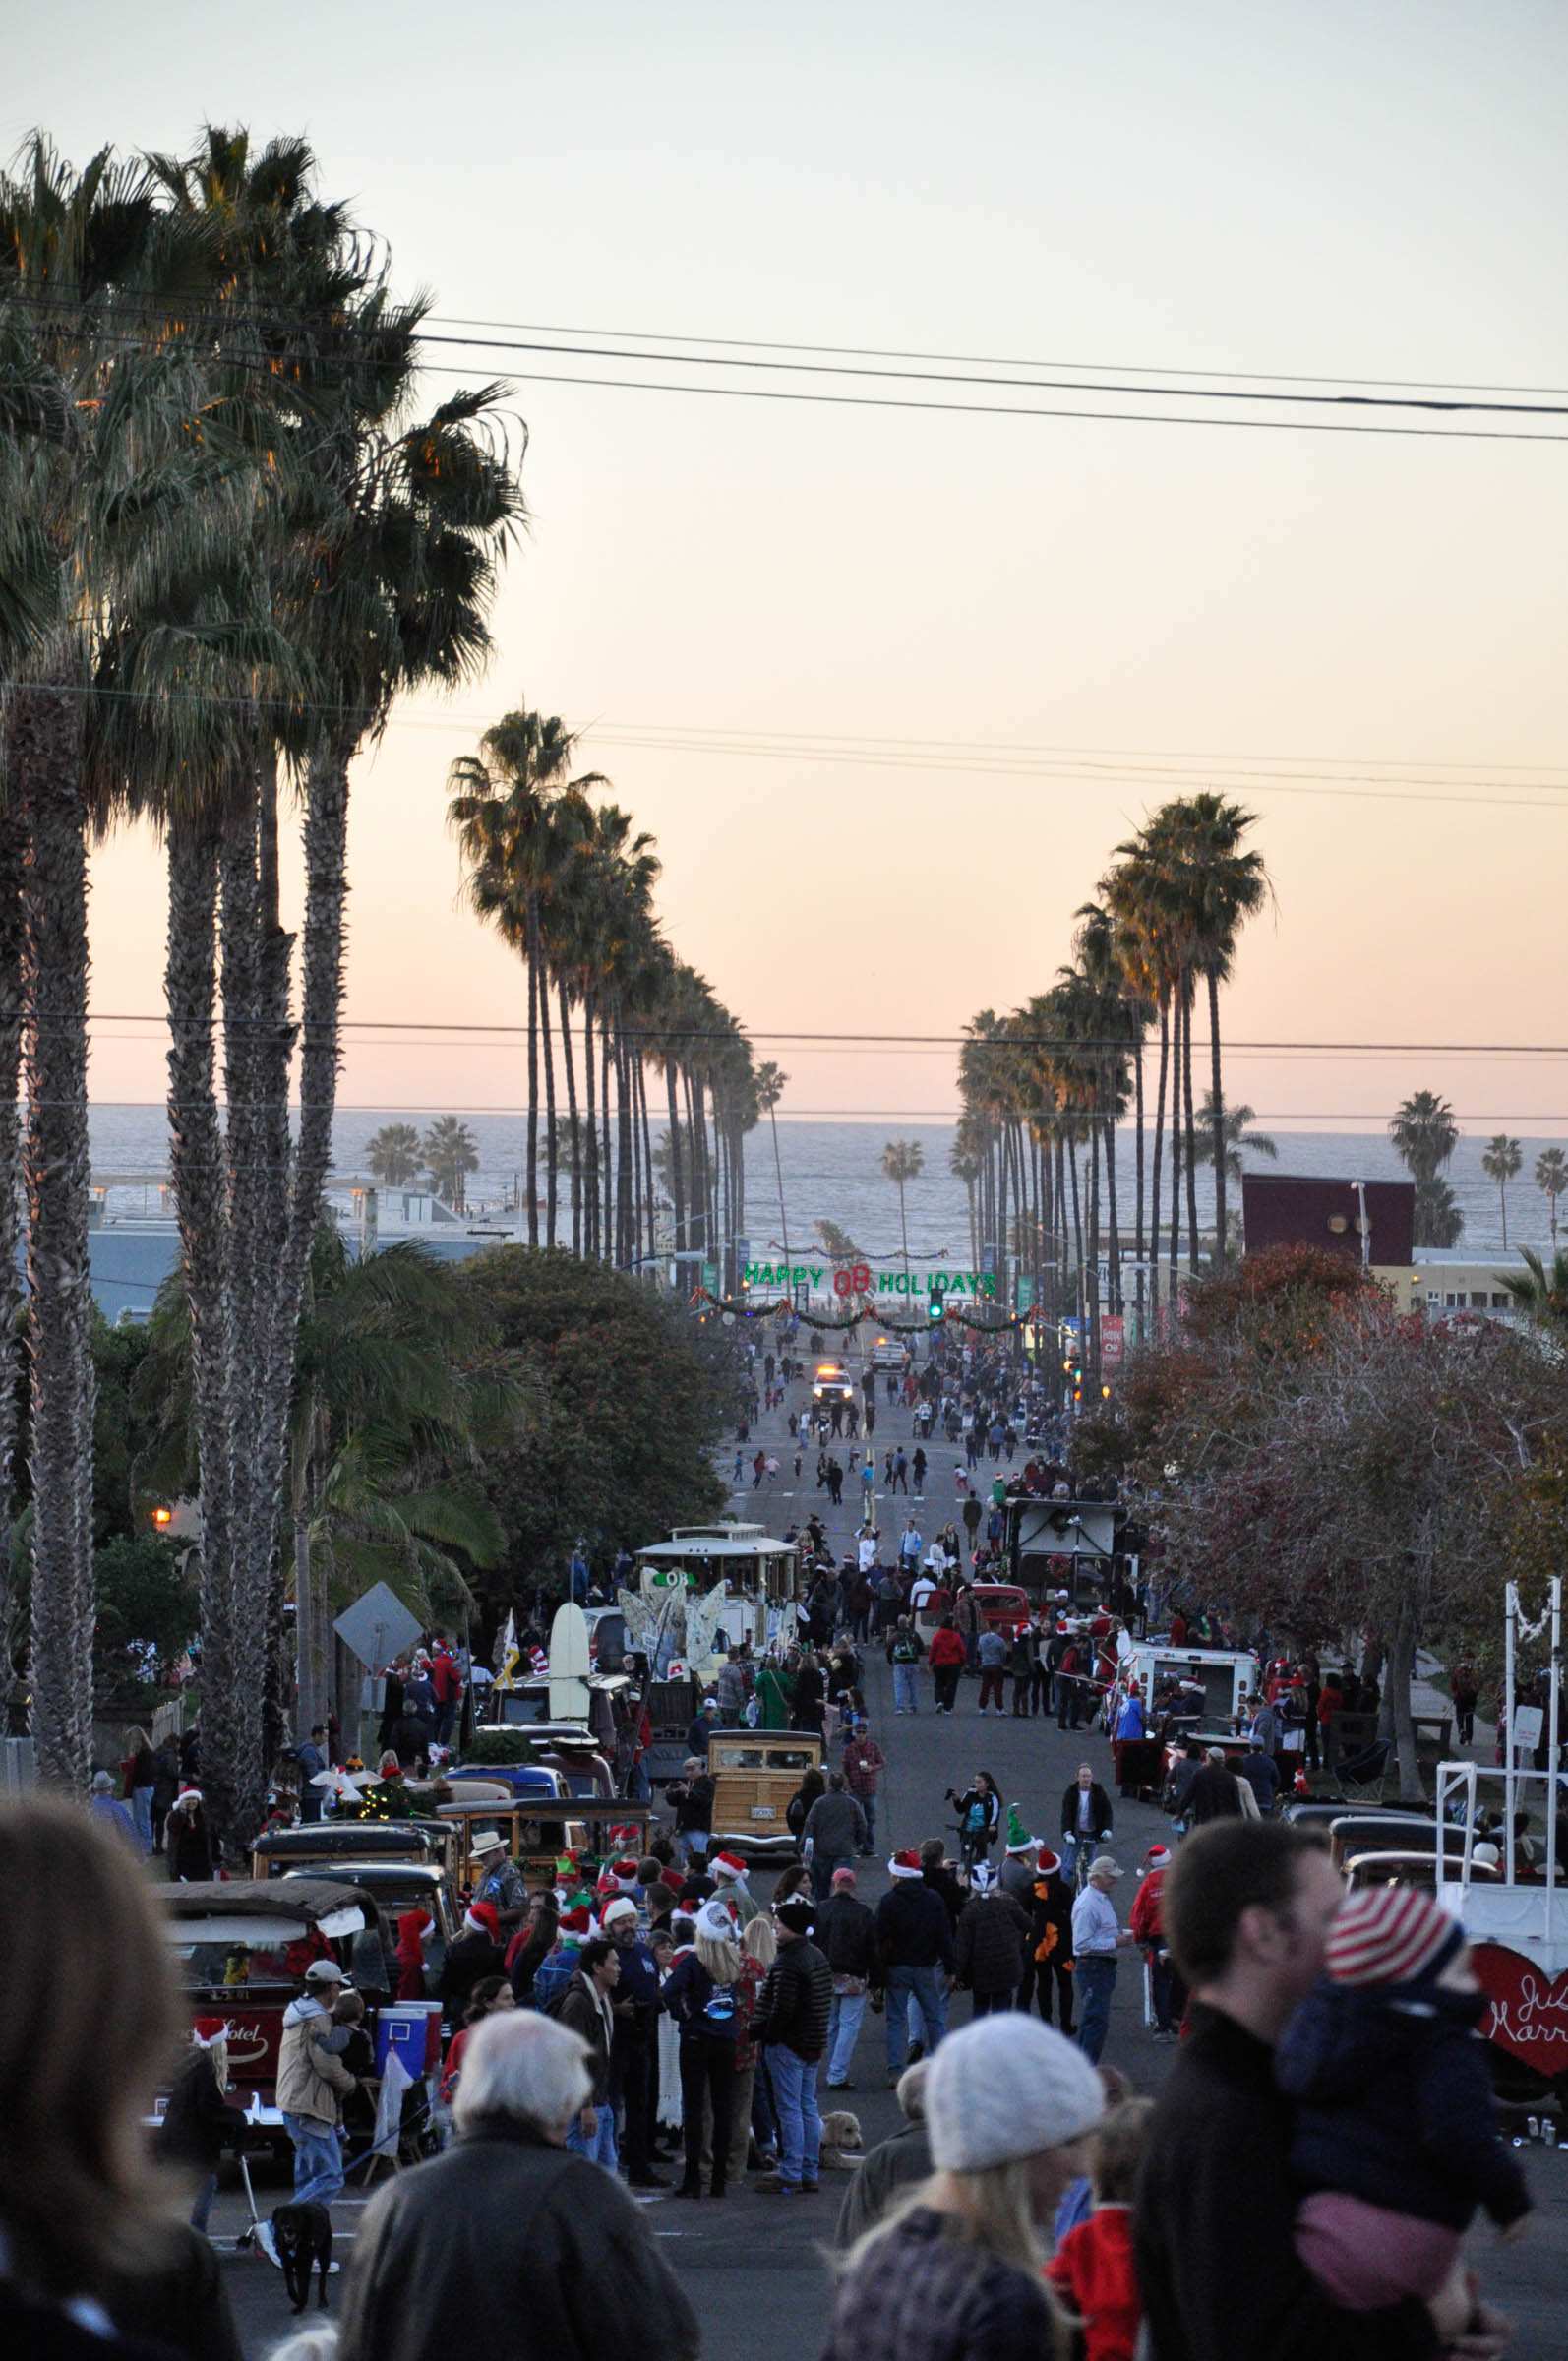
[
  {"x1": 271, "y1": 2202, "x2": 333, "y2": 2311},
  {"x1": 818, "y1": 2109, "x2": 864, "y2": 2171}
]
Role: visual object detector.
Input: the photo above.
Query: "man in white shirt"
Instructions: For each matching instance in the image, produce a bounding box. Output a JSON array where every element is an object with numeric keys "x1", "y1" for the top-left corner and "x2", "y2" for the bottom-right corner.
[
  {"x1": 1070, "y1": 1855, "x2": 1132, "y2": 2065},
  {"x1": 857, "y1": 1530, "x2": 879, "y2": 1577}
]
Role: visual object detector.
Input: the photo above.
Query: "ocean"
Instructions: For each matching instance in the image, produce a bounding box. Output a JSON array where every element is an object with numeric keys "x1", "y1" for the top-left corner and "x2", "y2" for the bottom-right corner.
[{"x1": 82, "y1": 1106, "x2": 1560, "y2": 1264}]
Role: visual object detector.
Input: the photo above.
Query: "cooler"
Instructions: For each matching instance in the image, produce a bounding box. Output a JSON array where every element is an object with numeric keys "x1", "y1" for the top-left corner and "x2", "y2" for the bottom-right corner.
[{"x1": 374, "y1": 2000, "x2": 442, "y2": 2077}]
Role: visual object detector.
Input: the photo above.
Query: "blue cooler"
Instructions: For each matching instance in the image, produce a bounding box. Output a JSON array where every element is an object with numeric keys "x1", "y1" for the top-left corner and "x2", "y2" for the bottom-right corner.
[{"x1": 375, "y1": 2001, "x2": 442, "y2": 2077}]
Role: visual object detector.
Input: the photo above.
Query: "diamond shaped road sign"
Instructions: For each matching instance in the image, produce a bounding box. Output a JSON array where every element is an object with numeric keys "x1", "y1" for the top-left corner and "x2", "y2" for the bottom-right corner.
[{"x1": 333, "y1": 1582, "x2": 423, "y2": 1671}]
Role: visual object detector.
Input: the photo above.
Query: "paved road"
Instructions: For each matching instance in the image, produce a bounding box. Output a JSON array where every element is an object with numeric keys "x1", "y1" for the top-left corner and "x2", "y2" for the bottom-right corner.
[{"x1": 214, "y1": 1339, "x2": 1568, "y2": 2357}]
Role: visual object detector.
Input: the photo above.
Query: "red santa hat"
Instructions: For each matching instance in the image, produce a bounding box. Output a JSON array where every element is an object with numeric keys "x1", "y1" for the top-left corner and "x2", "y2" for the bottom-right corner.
[
  {"x1": 559, "y1": 1905, "x2": 596, "y2": 1937},
  {"x1": 610, "y1": 1856, "x2": 641, "y2": 1883},
  {"x1": 192, "y1": 2017, "x2": 230, "y2": 2047},
  {"x1": 463, "y1": 1901, "x2": 501, "y2": 1941},
  {"x1": 887, "y1": 1849, "x2": 924, "y2": 1880},
  {"x1": 710, "y1": 1851, "x2": 747, "y2": 1882},
  {"x1": 1143, "y1": 1846, "x2": 1172, "y2": 1869}
]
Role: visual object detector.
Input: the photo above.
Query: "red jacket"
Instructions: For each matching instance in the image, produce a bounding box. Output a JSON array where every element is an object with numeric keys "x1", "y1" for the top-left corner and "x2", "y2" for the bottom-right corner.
[
  {"x1": 928, "y1": 1626, "x2": 967, "y2": 1669},
  {"x1": 1129, "y1": 1867, "x2": 1166, "y2": 1945},
  {"x1": 1047, "y1": 2206, "x2": 1141, "y2": 2361}
]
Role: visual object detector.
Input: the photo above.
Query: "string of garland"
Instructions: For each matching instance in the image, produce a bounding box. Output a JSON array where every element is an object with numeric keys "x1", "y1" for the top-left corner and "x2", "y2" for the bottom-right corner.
[{"x1": 691, "y1": 1287, "x2": 1033, "y2": 1335}]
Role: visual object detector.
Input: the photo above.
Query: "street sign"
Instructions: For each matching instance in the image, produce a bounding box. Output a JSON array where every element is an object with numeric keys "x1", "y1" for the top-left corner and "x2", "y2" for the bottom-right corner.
[
  {"x1": 1512, "y1": 1704, "x2": 1544, "y2": 1755},
  {"x1": 1101, "y1": 1314, "x2": 1125, "y2": 1367},
  {"x1": 1016, "y1": 1276, "x2": 1036, "y2": 1312},
  {"x1": 700, "y1": 1261, "x2": 719, "y2": 1293},
  {"x1": 333, "y1": 1581, "x2": 422, "y2": 1672}
]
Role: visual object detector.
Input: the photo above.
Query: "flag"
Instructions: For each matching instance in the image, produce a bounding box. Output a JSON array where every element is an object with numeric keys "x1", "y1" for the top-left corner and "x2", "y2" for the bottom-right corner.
[{"x1": 496, "y1": 1610, "x2": 519, "y2": 1692}]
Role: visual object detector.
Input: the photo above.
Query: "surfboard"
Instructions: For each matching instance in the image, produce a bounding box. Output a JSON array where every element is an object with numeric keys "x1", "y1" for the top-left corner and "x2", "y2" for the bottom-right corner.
[{"x1": 548, "y1": 1600, "x2": 592, "y2": 1725}]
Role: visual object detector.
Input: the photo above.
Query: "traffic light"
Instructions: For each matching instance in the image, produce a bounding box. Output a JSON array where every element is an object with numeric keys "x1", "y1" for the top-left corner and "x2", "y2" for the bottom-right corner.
[{"x1": 928, "y1": 1290, "x2": 945, "y2": 1323}]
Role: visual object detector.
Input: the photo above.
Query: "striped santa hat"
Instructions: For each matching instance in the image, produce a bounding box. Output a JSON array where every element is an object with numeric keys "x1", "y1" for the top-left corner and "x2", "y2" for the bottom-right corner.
[{"x1": 1323, "y1": 1886, "x2": 1465, "y2": 1989}]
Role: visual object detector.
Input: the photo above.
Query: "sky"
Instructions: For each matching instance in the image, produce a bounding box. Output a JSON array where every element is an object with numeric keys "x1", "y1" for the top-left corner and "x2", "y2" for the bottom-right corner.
[{"x1": 10, "y1": 0, "x2": 1568, "y2": 1134}]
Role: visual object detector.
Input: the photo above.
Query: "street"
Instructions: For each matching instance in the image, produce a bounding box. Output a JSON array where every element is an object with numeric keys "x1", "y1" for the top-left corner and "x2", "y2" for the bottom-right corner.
[{"x1": 215, "y1": 1338, "x2": 1568, "y2": 2358}]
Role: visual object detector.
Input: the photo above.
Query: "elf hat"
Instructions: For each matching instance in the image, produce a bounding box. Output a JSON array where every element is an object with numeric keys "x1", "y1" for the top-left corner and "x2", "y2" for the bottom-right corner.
[
  {"x1": 1324, "y1": 1887, "x2": 1465, "y2": 1989},
  {"x1": 1004, "y1": 1805, "x2": 1039, "y2": 1855},
  {"x1": 887, "y1": 1849, "x2": 924, "y2": 1880},
  {"x1": 559, "y1": 1905, "x2": 596, "y2": 1937}
]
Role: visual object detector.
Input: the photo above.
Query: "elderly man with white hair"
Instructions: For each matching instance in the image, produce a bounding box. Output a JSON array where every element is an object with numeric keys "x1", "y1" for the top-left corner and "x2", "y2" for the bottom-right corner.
[{"x1": 337, "y1": 2010, "x2": 699, "y2": 2361}]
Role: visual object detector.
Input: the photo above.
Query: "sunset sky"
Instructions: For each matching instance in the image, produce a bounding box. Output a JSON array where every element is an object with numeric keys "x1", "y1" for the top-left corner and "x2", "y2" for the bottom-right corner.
[{"x1": 14, "y1": 0, "x2": 1568, "y2": 1134}]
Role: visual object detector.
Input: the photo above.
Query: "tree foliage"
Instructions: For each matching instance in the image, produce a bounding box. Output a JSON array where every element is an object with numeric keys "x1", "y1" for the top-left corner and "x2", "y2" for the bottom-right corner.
[{"x1": 460, "y1": 1247, "x2": 730, "y2": 1623}]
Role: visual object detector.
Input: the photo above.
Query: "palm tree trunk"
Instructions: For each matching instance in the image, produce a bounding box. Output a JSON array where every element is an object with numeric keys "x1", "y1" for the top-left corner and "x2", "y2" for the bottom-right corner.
[
  {"x1": 1207, "y1": 967, "x2": 1228, "y2": 1266},
  {"x1": 665, "y1": 1059, "x2": 686, "y2": 1255},
  {"x1": 1150, "y1": 993, "x2": 1169, "y2": 1326},
  {"x1": 1103, "y1": 1114, "x2": 1122, "y2": 1317},
  {"x1": 637, "y1": 1057, "x2": 656, "y2": 1267},
  {"x1": 559, "y1": 981, "x2": 581, "y2": 1255},
  {"x1": 1087, "y1": 1120, "x2": 1102, "y2": 1378},
  {"x1": 600, "y1": 1009, "x2": 615, "y2": 1258},
  {"x1": 769, "y1": 1105, "x2": 792, "y2": 1275},
  {"x1": 532, "y1": 897, "x2": 558, "y2": 1248},
  {"x1": 1168, "y1": 988, "x2": 1183, "y2": 1293},
  {"x1": 524, "y1": 894, "x2": 540, "y2": 1248},
  {"x1": 616, "y1": 1023, "x2": 634, "y2": 1267},
  {"x1": 1181, "y1": 976, "x2": 1200, "y2": 1270},
  {"x1": 0, "y1": 792, "x2": 25, "y2": 1731},
  {"x1": 583, "y1": 997, "x2": 600, "y2": 1257},
  {"x1": 13, "y1": 685, "x2": 96, "y2": 1791},
  {"x1": 1132, "y1": 1029, "x2": 1146, "y2": 1334}
]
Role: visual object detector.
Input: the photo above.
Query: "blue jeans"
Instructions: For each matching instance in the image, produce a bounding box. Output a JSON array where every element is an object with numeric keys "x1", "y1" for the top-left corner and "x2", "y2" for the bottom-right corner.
[
  {"x1": 892, "y1": 1665, "x2": 918, "y2": 1713},
  {"x1": 190, "y1": 2172, "x2": 218, "y2": 2233},
  {"x1": 566, "y1": 2103, "x2": 620, "y2": 2170},
  {"x1": 853, "y1": 1792, "x2": 876, "y2": 1852},
  {"x1": 131, "y1": 1787, "x2": 154, "y2": 1852},
  {"x1": 812, "y1": 1853, "x2": 851, "y2": 1904},
  {"x1": 884, "y1": 1963, "x2": 947, "y2": 2071},
  {"x1": 677, "y1": 1829, "x2": 709, "y2": 1868},
  {"x1": 766, "y1": 2044, "x2": 821, "y2": 2188},
  {"x1": 1076, "y1": 1956, "x2": 1117, "y2": 2064},
  {"x1": 283, "y1": 2114, "x2": 344, "y2": 2208},
  {"x1": 825, "y1": 1989, "x2": 867, "y2": 2085}
]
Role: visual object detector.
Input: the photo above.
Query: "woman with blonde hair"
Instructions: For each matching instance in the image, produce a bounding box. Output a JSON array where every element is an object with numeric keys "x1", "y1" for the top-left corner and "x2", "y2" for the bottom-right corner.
[
  {"x1": 739, "y1": 1911, "x2": 780, "y2": 2176},
  {"x1": 825, "y1": 2015, "x2": 1105, "y2": 2361},
  {"x1": 155, "y1": 2023, "x2": 241, "y2": 2233},
  {"x1": 660, "y1": 1898, "x2": 745, "y2": 2200},
  {"x1": 0, "y1": 1796, "x2": 182, "y2": 2342}
]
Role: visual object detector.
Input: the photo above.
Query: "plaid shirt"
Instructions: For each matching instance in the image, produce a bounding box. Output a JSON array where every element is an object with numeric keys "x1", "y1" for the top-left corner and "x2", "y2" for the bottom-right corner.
[{"x1": 842, "y1": 1735, "x2": 885, "y2": 1796}]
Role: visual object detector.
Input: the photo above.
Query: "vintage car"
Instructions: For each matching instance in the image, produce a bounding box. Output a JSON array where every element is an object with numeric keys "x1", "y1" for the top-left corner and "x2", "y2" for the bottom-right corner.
[
  {"x1": 158, "y1": 1877, "x2": 367, "y2": 2118},
  {"x1": 251, "y1": 1818, "x2": 458, "y2": 1883},
  {"x1": 706, "y1": 1728, "x2": 823, "y2": 1862}
]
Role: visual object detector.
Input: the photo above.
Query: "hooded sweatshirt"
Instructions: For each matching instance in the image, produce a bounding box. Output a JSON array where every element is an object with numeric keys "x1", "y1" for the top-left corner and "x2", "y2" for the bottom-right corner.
[{"x1": 277, "y1": 1995, "x2": 355, "y2": 2125}]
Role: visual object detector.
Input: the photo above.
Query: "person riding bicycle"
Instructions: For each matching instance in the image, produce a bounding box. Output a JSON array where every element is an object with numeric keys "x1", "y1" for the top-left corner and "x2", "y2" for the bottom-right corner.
[
  {"x1": 946, "y1": 1772, "x2": 1002, "y2": 1875},
  {"x1": 1058, "y1": 1763, "x2": 1114, "y2": 1886}
]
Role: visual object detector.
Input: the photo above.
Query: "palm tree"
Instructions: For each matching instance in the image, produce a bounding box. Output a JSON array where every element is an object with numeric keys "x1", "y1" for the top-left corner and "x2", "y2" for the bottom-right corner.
[
  {"x1": 754, "y1": 1061, "x2": 791, "y2": 1277},
  {"x1": 1192, "y1": 1097, "x2": 1279, "y2": 1185},
  {"x1": 881, "y1": 1139, "x2": 925, "y2": 1285},
  {"x1": 1499, "y1": 1245, "x2": 1568, "y2": 1334},
  {"x1": 1481, "y1": 1135, "x2": 1523, "y2": 1249},
  {"x1": 950, "y1": 1123, "x2": 985, "y2": 1275},
  {"x1": 1390, "y1": 1092, "x2": 1464, "y2": 1250},
  {"x1": 422, "y1": 1118, "x2": 481, "y2": 1212},
  {"x1": 449, "y1": 711, "x2": 605, "y2": 1252},
  {"x1": 1536, "y1": 1148, "x2": 1568, "y2": 1246},
  {"x1": 365, "y1": 1124, "x2": 424, "y2": 1187}
]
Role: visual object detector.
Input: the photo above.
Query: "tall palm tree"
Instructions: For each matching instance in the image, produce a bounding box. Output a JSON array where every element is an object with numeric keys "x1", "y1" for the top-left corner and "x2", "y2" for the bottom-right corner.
[
  {"x1": 880, "y1": 1139, "x2": 925, "y2": 1285},
  {"x1": 365, "y1": 1124, "x2": 424, "y2": 1186},
  {"x1": 1481, "y1": 1135, "x2": 1523, "y2": 1248},
  {"x1": 1390, "y1": 1091, "x2": 1464, "y2": 1251},
  {"x1": 1536, "y1": 1147, "x2": 1568, "y2": 1246},
  {"x1": 422, "y1": 1117, "x2": 481, "y2": 1211},
  {"x1": 754, "y1": 1060, "x2": 791, "y2": 1277},
  {"x1": 449, "y1": 711, "x2": 604, "y2": 1251}
]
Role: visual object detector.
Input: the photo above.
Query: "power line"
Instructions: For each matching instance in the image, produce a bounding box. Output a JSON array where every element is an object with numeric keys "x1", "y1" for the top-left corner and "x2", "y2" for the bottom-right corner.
[{"x1": 427, "y1": 315, "x2": 1568, "y2": 402}]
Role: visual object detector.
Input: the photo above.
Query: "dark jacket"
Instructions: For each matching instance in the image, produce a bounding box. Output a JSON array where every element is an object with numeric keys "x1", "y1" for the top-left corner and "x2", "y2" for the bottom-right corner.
[
  {"x1": 804, "y1": 1790, "x2": 868, "y2": 1861},
  {"x1": 1185, "y1": 1765, "x2": 1244, "y2": 1825},
  {"x1": 922, "y1": 1859, "x2": 967, "y2": 1934},
  {"x1": 823, "y1": 2204, "x2": 1055, "y2": 2361},
  {"x1": 1059, "y1": 1782, "x2": 1114, "y2": 1842},
  {"x1": 1238, "y1": 1751, "x2": 1280, "y2": 1813},
  {"x1": 439, "y1": 1930, "x2": 506, "y2": 2013},
  {"x1": 876, "y1": 1879, "x2": 956, "y2": 1973},
  {"x1": 337, "y1": 2121, "x2": 699, "y2": 2361},
  {"x1": 102, "y1": 2227, "x2": 243, "y2": 2361},
  {"x1": 815, "y1": 1891, "x2": 879, "y2": 1981},
  {"x1": 833, "y1": 2120, "x2": 935, "y2": 2250},
  {"x1": 660, "y1": 1950, "x2": 743, "y2": 2044},
  {"x1": 751, "y1": 1936, "x2": 832, "y2": 2061},
  {"x1": 1277, "y1": 1979, "x2": 1530, "y2": 2232},
  {"x1": 671, "y1": 1773, "x2": 714, "y2": 1835},
  {"x1": 954, "y1": 1892, "x2": 1030, "y2": 1996},
  {"x1": 156, "y1": 2050, "x2": 239, "y2": 2172},
  {"x1": 1134, "y1": 2006, "x2": 1439, "y2": 2361},
  {"x1": 555, "y1": 1969, "x2": 615, "y2": 2098}
]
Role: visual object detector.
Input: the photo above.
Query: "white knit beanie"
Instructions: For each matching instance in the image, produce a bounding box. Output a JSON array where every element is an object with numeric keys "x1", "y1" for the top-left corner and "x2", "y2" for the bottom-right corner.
[{"x1": 925, "y1": 2014, "x2": 1105, "y2": 2173}]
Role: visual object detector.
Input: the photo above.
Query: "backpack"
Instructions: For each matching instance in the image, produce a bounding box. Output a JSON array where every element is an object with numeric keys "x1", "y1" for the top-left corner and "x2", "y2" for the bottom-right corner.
[{"x1": 892, "y1": 1633, "x2": 919, "y2": 1665}]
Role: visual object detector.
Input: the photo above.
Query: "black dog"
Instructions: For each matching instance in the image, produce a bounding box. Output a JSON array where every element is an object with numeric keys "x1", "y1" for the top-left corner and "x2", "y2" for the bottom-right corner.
[{"x1": 271, "y1": 2202, "x2": 333, "y2": 2311}]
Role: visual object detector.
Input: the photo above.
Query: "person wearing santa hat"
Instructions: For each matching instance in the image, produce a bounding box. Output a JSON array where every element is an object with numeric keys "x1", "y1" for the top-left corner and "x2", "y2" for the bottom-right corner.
[
  {"x1": 440, "y1": 1901, "x2": 506, "y2": 2013},
  {"x1": 1129, "y1": 1846, "x2": 1181, "y2": 2040},
  {"x1": 156, "y1": 2021, "x2": 241, "y2": 2233},
  {"x1": 709, "y1": 1849, "x2": 756, "y2": 1920},
  {"x1": 874, "y1": 1852, "x2": 955, "y2": 2083}
]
